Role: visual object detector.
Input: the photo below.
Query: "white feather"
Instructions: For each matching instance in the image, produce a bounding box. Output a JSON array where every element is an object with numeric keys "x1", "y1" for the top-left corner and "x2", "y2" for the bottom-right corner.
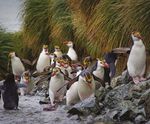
[
  {"x1": 127, "y1": 39, "x2": 146, "y2": 77},
  {"x1": 11, "y1": 57, "x2": 25, "y2": 76},
  {"x1": 36, "y1": 50, "x2": 50, "y2": 72}
]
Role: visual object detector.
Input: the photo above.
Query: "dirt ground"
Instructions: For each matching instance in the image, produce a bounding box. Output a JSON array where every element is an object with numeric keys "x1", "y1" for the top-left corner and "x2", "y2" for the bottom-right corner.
[{"x1": 0, "y1": 95, "x2": 86, "y2": 124}]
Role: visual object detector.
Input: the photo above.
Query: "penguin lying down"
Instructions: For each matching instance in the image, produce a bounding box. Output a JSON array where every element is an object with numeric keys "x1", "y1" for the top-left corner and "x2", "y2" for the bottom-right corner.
[{"x1": 0, "y1": 74, "x2": 19, "y2": 110}]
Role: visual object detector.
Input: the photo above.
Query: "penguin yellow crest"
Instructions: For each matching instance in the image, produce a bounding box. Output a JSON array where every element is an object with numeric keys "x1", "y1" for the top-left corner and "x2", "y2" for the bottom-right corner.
[
  {"x1": 8, "y1": 52, "x2": 15, "y2": 58},
  {"x1": 132, "y1": 31, "x2": 142, "y2": 39},
  {"x1": 85, "y1": 73, "x2": 92, "y2": 83},
  {"x1": 55, "y1": 45, "x2": 60, "y2": 49},
  {"x1": 43, "y1": 45, "x2": 48, "y2": 49}
]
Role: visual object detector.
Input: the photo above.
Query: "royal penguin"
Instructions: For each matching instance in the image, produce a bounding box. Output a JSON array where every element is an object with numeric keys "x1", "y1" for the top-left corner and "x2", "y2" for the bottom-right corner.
[
  {"x1": 36, "y1": 45, "x2": 50, "y2": 72},
  {"x1": 92, "y1": 59, "x2": 105, "y2": 89},
  {"x1": 127, "y1": 31, "x2": 146, "y2": 84},
  {"x1": 19, "y1": 71, "x2": 30, "y2": 96},
  {"x1": 48, "y1": 67, "x2": 66, "y2": 106},
  {"x1": 64, "y1": 41, "x2": 78, "y2": 61},
  {"x1": 66, "y1": 71, "x2": 95, "y2": 105},
  {"x1": 9, "y1": 52, "x2": 25, "y2": 78},
  {"x1": 54, "y1": 46, "x2": 63, "y2": 58}
]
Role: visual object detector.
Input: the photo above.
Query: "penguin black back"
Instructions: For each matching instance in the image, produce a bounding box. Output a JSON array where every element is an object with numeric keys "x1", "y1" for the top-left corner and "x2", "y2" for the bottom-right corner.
[{"x1": 2, "y1": 74, "x2": 19, "y2": 110}]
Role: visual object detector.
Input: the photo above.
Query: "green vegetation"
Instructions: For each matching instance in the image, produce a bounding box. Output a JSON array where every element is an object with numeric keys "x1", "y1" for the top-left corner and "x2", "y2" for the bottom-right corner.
[{"x1": 1, "y1": 0, "x2": 150, "y2": 78}]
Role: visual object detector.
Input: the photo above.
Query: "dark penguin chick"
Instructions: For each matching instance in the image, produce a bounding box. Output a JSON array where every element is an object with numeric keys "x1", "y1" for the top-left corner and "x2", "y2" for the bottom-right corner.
[{"x1": 2, "y1": 74, "x2": 19, "y2": 110}]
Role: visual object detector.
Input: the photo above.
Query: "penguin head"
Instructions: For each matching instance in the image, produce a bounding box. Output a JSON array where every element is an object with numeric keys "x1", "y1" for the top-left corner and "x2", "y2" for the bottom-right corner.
[
  {"x1": 80, "y1": 71, "x2": 93, "y2": 84},
  {"x1": 131, "y1": 31, "x2": 142, "y2": 40},
  {"x1": 42, "y1": 45, "x2": 49, "y2": 54},
  {"x1": 8, "y1": 52, "x2": 16, "y2": 58},
  {"x1": 21, "y1": 71, "x2": 31, "y2": 84},
  {"x1": 54, "y1": 45, "x2": 61, "y2": 52},
  {"x1": 51, "y1": 67, "x2": 61, "y2": 77},
  {"x1": 83, "y1": 56, "x2": 93, "y2": 68},
  {"x1": 63, "y1": 41, "x2": 73, "y2": 48},
  {"x1": 96, "y1": 58, "x2": 106, "y2": 67}
]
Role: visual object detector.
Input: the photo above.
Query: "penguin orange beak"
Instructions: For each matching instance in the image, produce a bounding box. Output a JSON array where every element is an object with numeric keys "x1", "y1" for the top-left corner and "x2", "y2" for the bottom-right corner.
[
  {"x1": 103, "y1": 63, "x2": 109, "y2": 68},
  {"x1": 51, "y1": 72, "x2": 56, "y2": 77},
  {"x1": 24, "y1": 76, "x2": 30, "y2": 83}
]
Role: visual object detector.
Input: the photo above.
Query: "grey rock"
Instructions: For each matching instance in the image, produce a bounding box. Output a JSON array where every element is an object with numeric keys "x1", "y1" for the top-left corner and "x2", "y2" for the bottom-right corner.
[
  {"x1": 119, "y1": 108, "x2": 135, "y2": 121},
  {"x1": 137, "y1": 80, "x2": 150, "y2": 91},
  {"x1": 70, "y1": 115, "x2": 79, "y2": 120},
  {"x1": 134, "y1": 115, "x2": 146, "y2": 124},
  {"x1": 104, "y1": 83, "x2": 133, "y2": 109},
  {"x1": 95, "y1": 87, "x2": 107, "y2": 102},
  {"x1": 132, "y1": 91, "x2": 142, "y2": 99},
  {"x1": 111, "y1": 76, "x2": 122, "y2": 88},
  {"x1": 86, "y1": 115, "x2": 94, "y2": 124},
  {"x1": 145, "y1": 121, "x2": 150, "y2": 124},
  {"x1": 74, "y1": 96, "x2": 95, "y2": 108}
]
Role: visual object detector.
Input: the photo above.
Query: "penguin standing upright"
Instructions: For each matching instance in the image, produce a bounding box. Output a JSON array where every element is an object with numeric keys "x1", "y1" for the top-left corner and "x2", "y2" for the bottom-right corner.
[
  {"x1": 36, "y1": 45, "x2": 50, "y2": 72},
  {"x1": 127, "y1": 31, "x2": 146, "y2": 84},
  {"x1": 9, "y1": 52, "x2": 25, "y2": 77},
  {"x1": 2, "y1": 74, "x2": 19, "y2": 110},
  {"x1": 19, "y1": 71, "x2": 30, "y2": 96},
  {"x1": 66, "y1": 71, "x2": 95, "y2": 105},
  {"x1": 54, "y1": 46, "x2": 63, "y2": 58},
  {"x1": 48, "y1": 67, "x2": 66, "y2": 106},
  {"x1": 92, "y1": 59, "x2": 105, "y2": 89},
  {"x1": 64, "y1": 41, "x2": 78, "y2": 61}
]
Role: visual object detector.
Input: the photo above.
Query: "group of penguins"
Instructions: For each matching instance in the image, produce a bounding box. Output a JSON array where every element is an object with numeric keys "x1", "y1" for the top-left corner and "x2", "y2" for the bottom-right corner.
[{"x1": 0, "y1": 31, "x2": 147, "y2": 110}]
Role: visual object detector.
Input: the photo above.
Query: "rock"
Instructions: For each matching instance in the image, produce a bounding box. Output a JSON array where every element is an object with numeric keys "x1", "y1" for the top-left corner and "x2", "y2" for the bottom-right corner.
[
  {"x1": 134, "y1": 115, "x2": 146, "y2": 124},
  {"x1": 119, "y1": 108, "x2": 135, "y2": 121},
  {"x1": 104, "y1": 83, "x2": 133, "y2": 109},
  {"x1": 121, "y1": 70, "x2": 132, "y2": 84},
  {"x1": 145, "y1": 121, "x2": 150, "y2": 124},
  {"x1": 137, "y1": 80, "x2": 150, "y2": 91},
  {"x1": 67, "y1": 108, "x2": 83, "y2": 116},
  {"x1": 86, "y1": 115, "x2": 94, "y2": 124},
  {"x1": 132, "y1": 91, "x2": 142, "y2": 99},
  {"x1": 95, "y1": 87, "x2": 107, "y2": 102},
  {"x1": 107, "y1": 110, "x2": 119, "y2": 120},
  {"x1": 111, "y1": 76, "x2": 122, "y2": 88},
  {"x1": 74, "y1": 96, "x2": 96, "y2": 108},
  {"x1": 70, "y1": 115, "x2": 79, "y2": 120},
  {"x1": 139, "y1": 89, "x2": 150, "y2": 104},
  {"x1": 144, "y1": 93, "x2": 150, "y2": 119},
  {"x1": 131, "y1": 85, "x2": 142, "y2": 92}
]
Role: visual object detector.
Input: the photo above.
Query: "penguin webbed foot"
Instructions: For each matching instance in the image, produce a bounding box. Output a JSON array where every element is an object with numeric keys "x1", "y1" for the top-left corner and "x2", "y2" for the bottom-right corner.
[
  {"x1": 133, "y1": 77, "x2": 140, "y2": 84},
  {"x1": 43, "y1": 104, "x2": 57, "y2": 111}
]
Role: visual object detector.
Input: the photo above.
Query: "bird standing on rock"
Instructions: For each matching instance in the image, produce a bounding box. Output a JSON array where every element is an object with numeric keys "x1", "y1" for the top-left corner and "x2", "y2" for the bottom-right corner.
[
  {"x1": 127, "y1": 31, "x2": 146, "y2": 84},
  {"x1": 36, "y1": 45, "x2": 50, "y2": 73}
]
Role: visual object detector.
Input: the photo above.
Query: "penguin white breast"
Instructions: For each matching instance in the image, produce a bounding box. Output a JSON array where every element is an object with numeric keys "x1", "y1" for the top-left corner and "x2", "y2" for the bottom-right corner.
[
  {"x1": 127, "y1": 41, "x2": 146, "y2": 77},
  {"x1": 67, "y1": 48, "x2": 78, "y2": 61},
  {"x1": 11, "y1": 57, "x2": 25, "y2": 76},
  {"x1": 36, "y1": 52, "x2": 50, "y2": 72},
  {"x1": 49, "y1": 74, "x2": 66, "y2": 95},
  {"x1": 66, "y1": 81, "x2": 80, "y2": 105},
  {"x1": 93, "y1": 67, "x2": 104, "y2": 80},
  {"x1": 77, "y1": 76, "x2": 95, "y2": 101},
  {"x1": 54, "y1": 51, "x2": 62, "y2": 58}
]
